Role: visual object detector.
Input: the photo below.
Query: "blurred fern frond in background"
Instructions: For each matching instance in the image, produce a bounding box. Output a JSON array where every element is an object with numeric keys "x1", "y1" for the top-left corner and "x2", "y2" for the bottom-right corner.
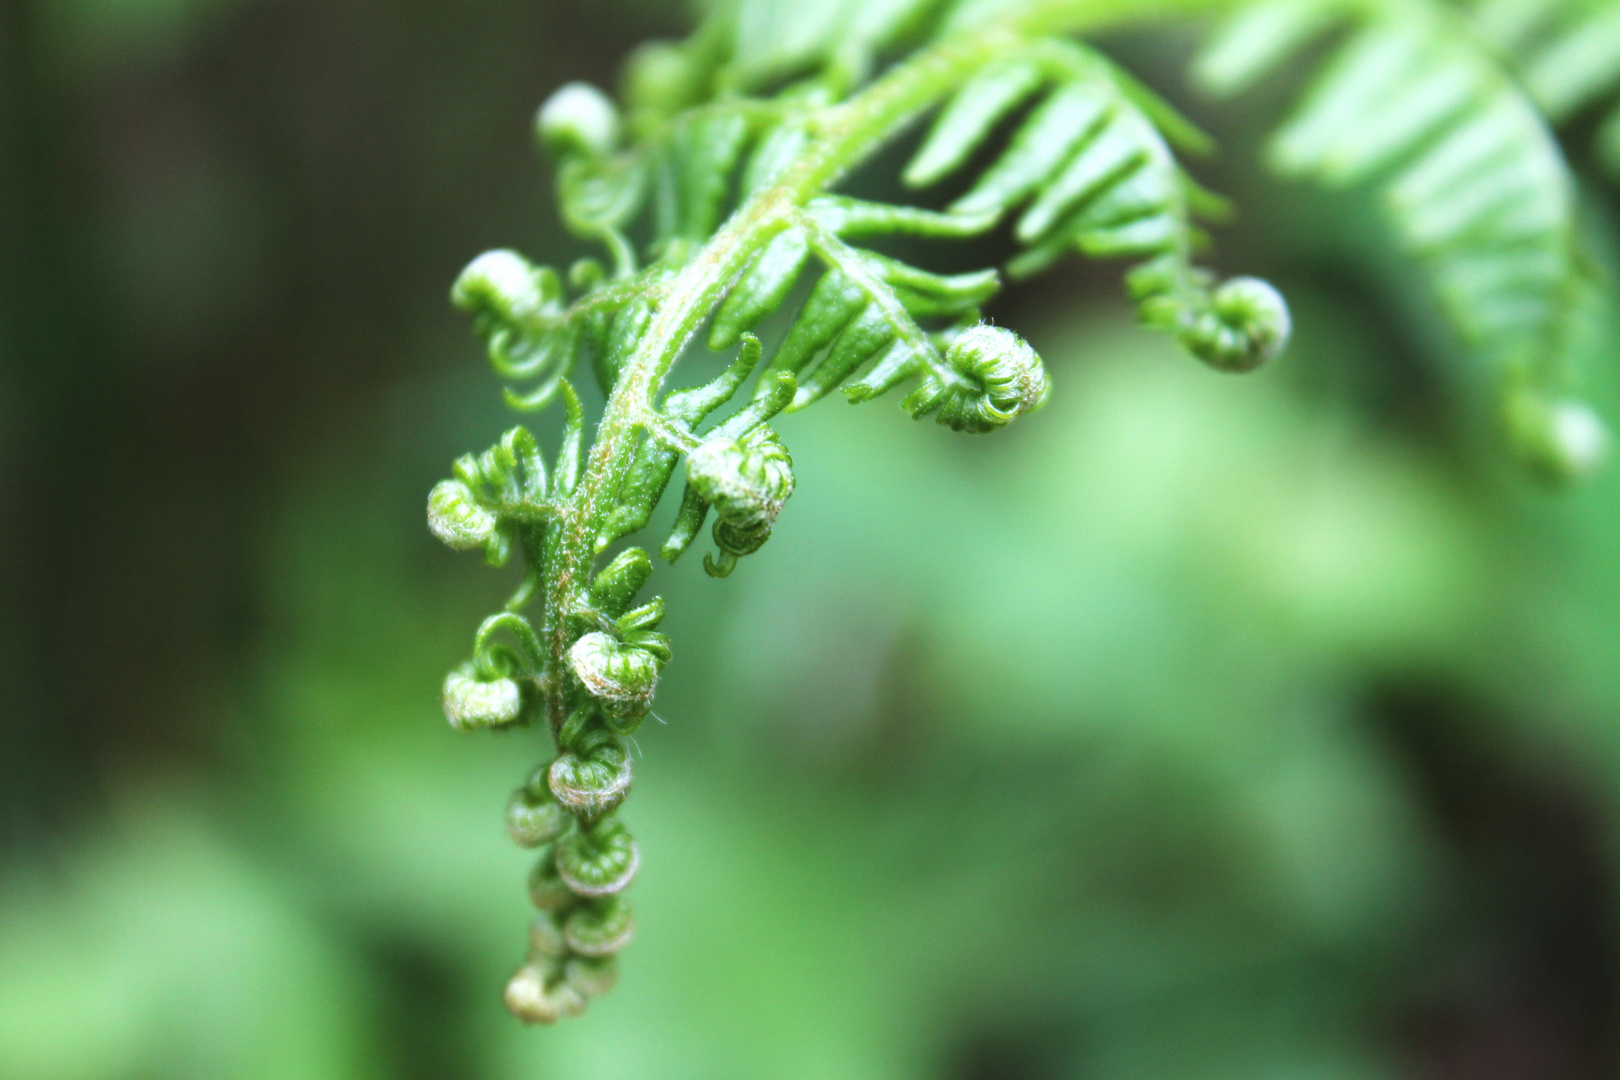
[{"x1": 1198, "y1": 0, "x2": 1620, "y2": 480}]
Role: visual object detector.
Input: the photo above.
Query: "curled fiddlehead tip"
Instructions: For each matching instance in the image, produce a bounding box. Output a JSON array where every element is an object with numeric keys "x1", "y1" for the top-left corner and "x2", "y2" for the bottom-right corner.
[
  {"x1": 507, "y1": 767, "x2": 575, "y2": 848},
  {"x1": 569, "y1": 631, "x2": 667, "y2": 724},
  {"x1": 929, "y1": 324, "x2": 1050, "y2": 433},
  {"x1": 429, "y1": 430, "x2": 549, "y2": 567},
  {"x1": 442, "y1": 662, "x2": 524, "y2": 732},
  {"x1": 504, "y1": 964, "x2": 587, "y2": 1025},
  {"x1": 566, "y1": 955, "x2": 620, "y2": 998},
  {"x1": 529, "y1": 911, "x2": 569, "y2": 960},
  {"x1": 564, "y1": 895, "x2": 636, "y2": 956},
  {"x1": 1179, "y1": 276, "x2": 1291, "y2": 373},
  {"x1": 537, "y1": 82, "x2": 621, "y2": 159},
  {"x1": 528, "y1": 847, "x2": 578, "y2": 911},
  {"x1": 1506, "y1": 391, "x2": 1611, "y2": 484},
  {"x1": 427, "y1": 479, "x2": 498, "y2": 551},
  {"x1": 623, "y1": 40, "x2": 701, "y2": 117},
  {"x1": 451, "y1": 249, "x2": 560, "y2": 324},
  {"x1": 686, "y1": 426, "x2": 795, "y2": 574},
  {"x1": 548, "y1": 734, "x2": 634, "y2": 819},
  {"x1": 555, "y1": 816, "x2": 640, "y2": 896}
]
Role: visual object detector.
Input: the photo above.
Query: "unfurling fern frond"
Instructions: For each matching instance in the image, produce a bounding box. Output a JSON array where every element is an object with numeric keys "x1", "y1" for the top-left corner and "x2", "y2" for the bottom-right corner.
[
  {"x1": 429, "y1": 0, "x2": 1620, "y2": 1025},
  {"x1": 1197, "y1": 0, "x2": 1613, "y2": 481}
]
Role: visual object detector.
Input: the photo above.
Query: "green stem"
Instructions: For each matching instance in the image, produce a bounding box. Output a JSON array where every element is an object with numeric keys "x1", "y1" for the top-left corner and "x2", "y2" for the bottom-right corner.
[{"x1": 794, "y1": 208, "x2": 958, "y2": 386}]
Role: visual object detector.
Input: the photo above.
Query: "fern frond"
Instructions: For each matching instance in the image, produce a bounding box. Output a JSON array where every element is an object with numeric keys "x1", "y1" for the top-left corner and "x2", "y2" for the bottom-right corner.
[
  {"x1": 435, "y1": 0, "x2": 1620, "y2": 1027},
  {"x1": 1197, "y1": 0, "x2": 1612, "y2": 481},
  {"x1": 433, "y1": 0, "x2": 1307, "y2": 1026}
]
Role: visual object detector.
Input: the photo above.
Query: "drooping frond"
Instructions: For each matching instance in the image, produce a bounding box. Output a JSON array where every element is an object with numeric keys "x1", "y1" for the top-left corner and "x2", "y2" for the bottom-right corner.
[
  {"x1": 1197, "y1": 0, "x2": 1612, "y2": 480},
  {"x1": 435, "y1": 1, "x2": 1302, "y2": 1024}
]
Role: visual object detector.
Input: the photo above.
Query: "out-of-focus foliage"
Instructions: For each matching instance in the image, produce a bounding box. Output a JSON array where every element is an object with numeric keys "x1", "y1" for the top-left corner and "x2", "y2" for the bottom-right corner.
[
  {"x1": 1197, "y1": 0, "x2": 1616, "y2": 481},
  {"x1": 6, "y1": 0, "x2": 1620, "y2": 1077}
]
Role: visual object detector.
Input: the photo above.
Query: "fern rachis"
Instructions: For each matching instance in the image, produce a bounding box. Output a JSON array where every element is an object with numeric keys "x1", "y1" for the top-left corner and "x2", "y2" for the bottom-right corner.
[{"x1": 430, "y1": 0, "x2": 1616, "y2": 1023}]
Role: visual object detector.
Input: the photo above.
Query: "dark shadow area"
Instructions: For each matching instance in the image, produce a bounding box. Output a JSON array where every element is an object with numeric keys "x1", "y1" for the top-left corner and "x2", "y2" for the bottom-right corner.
[
  {"x1": 0, "y1": 0, "x2": 661, "y2": 847},
  {"x1": 1372, "y1": 681, "x2": 1620, "y2": 1080}
]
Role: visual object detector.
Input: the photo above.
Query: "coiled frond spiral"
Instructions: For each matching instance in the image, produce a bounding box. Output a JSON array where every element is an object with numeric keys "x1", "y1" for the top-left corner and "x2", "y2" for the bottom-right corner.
[{"x1": 427, "y1": 0, "x2": 1620, "y2": 1024}]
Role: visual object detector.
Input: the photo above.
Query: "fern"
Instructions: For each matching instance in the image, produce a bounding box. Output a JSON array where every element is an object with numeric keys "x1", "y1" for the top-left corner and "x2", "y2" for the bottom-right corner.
[
  {"x1": 1468, "y1": 0, "x2": 1620, "y2": 169},
  {"x1": 431, "y1": 0, "x2": 1618, "y2": 1024},
  {"x1": 1196, "y1": 0, "x2": 1613, "y2": 480}
]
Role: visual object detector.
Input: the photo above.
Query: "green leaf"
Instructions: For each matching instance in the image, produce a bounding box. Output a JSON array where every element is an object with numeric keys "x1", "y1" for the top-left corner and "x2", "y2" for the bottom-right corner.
[{"x1": 905, "y1": 57, "x2": 1045, "y2": 187}]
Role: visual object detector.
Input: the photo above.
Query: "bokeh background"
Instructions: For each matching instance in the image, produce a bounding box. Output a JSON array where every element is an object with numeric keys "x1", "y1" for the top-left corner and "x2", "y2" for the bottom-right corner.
[{"x1": 6, "y1": 1, "x2": 1620, "y2": 1077}]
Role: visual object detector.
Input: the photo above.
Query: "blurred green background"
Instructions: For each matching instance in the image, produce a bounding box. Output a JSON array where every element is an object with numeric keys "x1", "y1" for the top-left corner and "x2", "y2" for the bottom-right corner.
[{"x1": 6, "y1": 1, "x2": 1620, "y2": 1077}]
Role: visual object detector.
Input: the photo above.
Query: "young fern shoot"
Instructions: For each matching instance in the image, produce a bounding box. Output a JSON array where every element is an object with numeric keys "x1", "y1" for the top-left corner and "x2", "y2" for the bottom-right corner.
[{"x1": 430, "y1": 0, "x2": 1615, "y2": 1024}]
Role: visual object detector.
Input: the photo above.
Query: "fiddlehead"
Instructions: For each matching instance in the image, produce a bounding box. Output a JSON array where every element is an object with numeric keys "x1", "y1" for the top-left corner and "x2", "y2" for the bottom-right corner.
[
  {"x1": 683, "y1": 424, "x2": 796, "y2": 577},
  {"x1": 428, "y1": 0, "x2": 1620, "y2": 1023}
]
